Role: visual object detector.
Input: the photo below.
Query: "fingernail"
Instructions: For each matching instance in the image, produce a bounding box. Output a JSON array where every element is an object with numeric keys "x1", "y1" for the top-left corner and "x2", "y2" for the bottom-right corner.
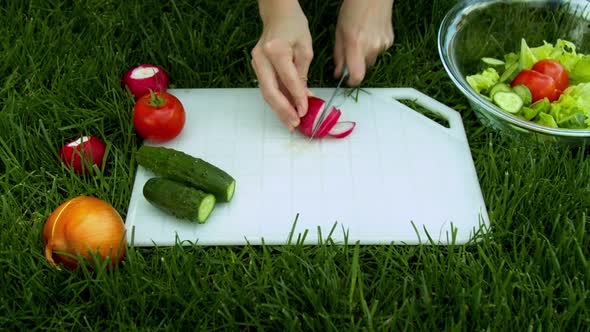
[
  {"x1": 297, "y1": 104, "x2": 305, "y2": 117},
  {"x1": 291, "y1": 116, "x2": 300, "y2": 127}
]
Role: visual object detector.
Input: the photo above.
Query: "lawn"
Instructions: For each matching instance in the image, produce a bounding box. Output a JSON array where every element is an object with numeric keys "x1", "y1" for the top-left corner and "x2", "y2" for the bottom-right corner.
[{"x1": 1, "y1": 0, "x2": 589, "y2": 330}]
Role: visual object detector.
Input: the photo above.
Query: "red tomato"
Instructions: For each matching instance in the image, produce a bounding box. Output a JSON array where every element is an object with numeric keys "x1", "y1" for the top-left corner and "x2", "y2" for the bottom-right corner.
[
  {"x1": 133, "y1": 92, "x2": 185, "y2": 142},
  {"x1": 511, "y1": 69, "x2": 558, "y2": 102},
  {"x1": 531, "y1": 59, "x2": 569, "y2": 92}
]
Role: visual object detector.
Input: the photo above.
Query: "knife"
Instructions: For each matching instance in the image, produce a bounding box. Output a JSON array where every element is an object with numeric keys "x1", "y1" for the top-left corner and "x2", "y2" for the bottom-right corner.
[{"x1": 308, "y1": 65, "x2": 349, "y2": 141}]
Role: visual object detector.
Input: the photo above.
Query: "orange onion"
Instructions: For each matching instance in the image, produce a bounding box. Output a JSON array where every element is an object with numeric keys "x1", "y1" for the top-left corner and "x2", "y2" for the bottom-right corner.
[{"x1": 43, "y1": 196, "x2": 127, "y2": 270}]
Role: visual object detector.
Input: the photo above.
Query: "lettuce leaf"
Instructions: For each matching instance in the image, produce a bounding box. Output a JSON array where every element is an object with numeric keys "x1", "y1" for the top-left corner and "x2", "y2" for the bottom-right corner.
[
  {"x1": 466, "y1": 68, "x2": 499, "y2": 94},
  {"x1": 517, "y1": 38, "x2": 582, "y2": 73},
  {"x1": 536, "y1": 112, "x2": 558, "y2": 128},
  {"x1": 548, "y1": 82, "x2": 590, "y2": 129},
  {"x1": 570, "y1": 55, "x2": 590, "y2": 83}
]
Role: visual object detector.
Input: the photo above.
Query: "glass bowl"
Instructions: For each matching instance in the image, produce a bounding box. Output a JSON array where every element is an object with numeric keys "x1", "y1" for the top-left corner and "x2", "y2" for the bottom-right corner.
[{"x1": 438, "y1": 0, "x2": 590, "y2": 145}]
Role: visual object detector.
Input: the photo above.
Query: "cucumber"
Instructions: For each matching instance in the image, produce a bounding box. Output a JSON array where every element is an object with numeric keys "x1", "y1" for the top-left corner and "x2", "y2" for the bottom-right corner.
[
  {"x1": 143, "y1": 177, "x2": 216, "y2": 223},
  {"x1": 511, "y1": 84, "x2": 532, "y2": 106},
  {"x1": 492, "y1": 91, "x2": 523, "y2": 114},
  {"x1": 489, "y1": 83, "x2": 512, "y2": 98},
  {"x1": 481, "y1": 57, "x2": 506, "y2": 72},
  {"x1": 499, "y1": 62, "x2": 521, "y2": 83},
  {"x1": 481, "y1": 57, "x2": 505, "y2": 66},
  {"x1": 136, "y1": 145, "x2": 236, "y2": 202}
]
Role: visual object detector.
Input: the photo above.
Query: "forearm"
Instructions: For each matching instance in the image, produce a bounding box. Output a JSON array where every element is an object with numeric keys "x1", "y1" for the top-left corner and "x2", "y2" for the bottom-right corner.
[{"x1": 257, "y1": 0, "x2": 303, "y2": 24}]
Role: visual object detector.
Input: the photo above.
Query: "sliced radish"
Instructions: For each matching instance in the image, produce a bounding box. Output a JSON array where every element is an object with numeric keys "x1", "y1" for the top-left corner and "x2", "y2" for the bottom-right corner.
[
  {"x1": 315, "y1": 107, "x2": 341, "y2": 138},
  {"x1": 298, "y1": 96, "x2": 326, "y2": 137},
  {"x1": 328, "y1": 121, "x2": 356, "y2": 138},
  {"x1": 122, "y1": 64, "x2": 169, "y2": 99},
  {"x1": 297, "y1": 96, "x2": 345, "y2": 139}
]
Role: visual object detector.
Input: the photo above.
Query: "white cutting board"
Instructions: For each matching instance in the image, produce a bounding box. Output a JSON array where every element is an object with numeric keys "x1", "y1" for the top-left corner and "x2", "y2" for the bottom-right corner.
[{"x1": 125, "y1": 88, "x2": 489, "y2": 246}]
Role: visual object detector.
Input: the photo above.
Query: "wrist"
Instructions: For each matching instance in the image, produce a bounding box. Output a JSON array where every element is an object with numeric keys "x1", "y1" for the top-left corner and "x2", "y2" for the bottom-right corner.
[
  {"x1": 341, "y1": 0, "x2": 394, "y2": 12},
  {"x1": 258, "y1": 0, "x2": 303, "y2": 24}
]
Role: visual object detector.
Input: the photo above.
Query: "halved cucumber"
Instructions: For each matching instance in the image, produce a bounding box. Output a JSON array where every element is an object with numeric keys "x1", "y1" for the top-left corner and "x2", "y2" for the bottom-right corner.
[
  {"x1": 511, "y1": 84, "x2": 532, "y2": 106},
  {"x1": 492, "y1": 91, "x2": 523, "y2": 114},
  {"x1": 481, "y1": 57, "x2": 506, "y2": 72},
  {"x1": 489, "y1": 83, "x2": 512, "y2": 98},
  {"x1": 499, "y1": 62, "x2": 521, "y2": 83},
  {"x1": 143, "y1": 177, "x2": 216, "y2": 223},
  {"x1": 481, "y1": 57, "x2": 506, "y2": 66}
]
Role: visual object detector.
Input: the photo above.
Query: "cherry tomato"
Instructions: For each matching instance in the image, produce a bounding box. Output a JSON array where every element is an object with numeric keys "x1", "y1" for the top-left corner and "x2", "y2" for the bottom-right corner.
[
  {"x1": 511, "y1": 69, "x2": 558, "y2": 103},
  {"x1": 133, "y1": 92, "x2": 186, "y2": 142},
  {"x1": 531, "y1": 59, "x2": 569, "y2": 92}
]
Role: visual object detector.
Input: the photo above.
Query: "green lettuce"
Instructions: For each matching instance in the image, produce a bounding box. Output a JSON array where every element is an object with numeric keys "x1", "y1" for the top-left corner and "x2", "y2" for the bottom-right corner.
[
  {"x1": 548, "y1": 82, "x2": 590, "y2": 129},
  {"x1": 516, "y1": 38, "x2": 582, "y2": 73},
  {"x1": 570, "y1": 55, "x2": 590, "y2": 84},
  {"x1": 536, "y1": 112, "x2": 558, "y2": 128},
  {"x1": 466, "y1": 68, "x2": 499, "y2": 94}
]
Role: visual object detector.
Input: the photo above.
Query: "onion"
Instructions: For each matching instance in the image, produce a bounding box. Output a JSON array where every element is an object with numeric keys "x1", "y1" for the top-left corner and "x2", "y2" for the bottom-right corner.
[
  {"x1": 122, "y1": 64, "x2": 169, "y2": 99},
  {"x1": 297, "y1": 96, "x2": 355, "y2": 139},
  {"x1": 59, "y1": 135, "x2": 107, "y2": 175},
  {"x1": 43, "y1": 196, "x2": 127, "y2": 270}
]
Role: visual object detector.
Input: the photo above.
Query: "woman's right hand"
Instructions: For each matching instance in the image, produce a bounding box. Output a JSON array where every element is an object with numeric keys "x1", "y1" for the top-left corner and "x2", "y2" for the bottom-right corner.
[{"x1": 251, "y1": 0, "x2": 314, "y2": 131}]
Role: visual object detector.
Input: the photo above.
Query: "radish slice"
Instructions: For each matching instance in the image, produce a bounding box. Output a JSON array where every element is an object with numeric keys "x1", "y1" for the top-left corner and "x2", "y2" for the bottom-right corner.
[
  {"x1": 328, "y1": 121, "x2": 356, "y2": 138},
  {"x1": 298, "y1": 96, "x2": 325, "y2": 137},
  {"x1": 315, "y1": 107, "x2": 341, "y2": 138},
  {"x1": 298, "y1": 96, "x2": 344, "y2": 139}
]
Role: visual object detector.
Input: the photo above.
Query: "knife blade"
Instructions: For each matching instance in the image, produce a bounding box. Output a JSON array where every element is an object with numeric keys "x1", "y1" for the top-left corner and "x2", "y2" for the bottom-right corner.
[{"x1": 308, "y1": 65, "x2": 349, "y2": 141}]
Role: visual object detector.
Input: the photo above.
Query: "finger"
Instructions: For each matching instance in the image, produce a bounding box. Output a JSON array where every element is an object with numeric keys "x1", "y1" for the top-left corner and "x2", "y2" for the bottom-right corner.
[
  {"x1": 263, "y1": 42, "x2": 308, "y2": 119},
  {"x1": 251, "y1": 54, "x2": 300, "y2": 129},
  {"x1": 366, "y1": 46, "x2": 380, "y2": 68},
  {"x1": 293, "y1": 43, "x2": 313, "y2": 82},
  {"x1": 292, "y1": 44, "x2": 313, "y2": 117},
  {"x1": 333, "y1": 32, "x2": 345, "y2": 79},
  {"x1": 344, "y1": 43, "x2": 366, "y2": 86}
]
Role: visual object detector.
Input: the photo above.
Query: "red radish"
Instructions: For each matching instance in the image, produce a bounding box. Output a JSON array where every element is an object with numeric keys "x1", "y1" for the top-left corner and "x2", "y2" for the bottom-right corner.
[
  {"x1": 297, "y1": 96, "x2": 354, "y2": 139},
  {"x1": 122, "y1": 64, "x2": 169, "y2": 99},
  {"x1": 328, "y1": 121, "x2": 356, "y2": 138},
  {"x1": 59, "y1": 135, "x2": 107, "y2": 175}
]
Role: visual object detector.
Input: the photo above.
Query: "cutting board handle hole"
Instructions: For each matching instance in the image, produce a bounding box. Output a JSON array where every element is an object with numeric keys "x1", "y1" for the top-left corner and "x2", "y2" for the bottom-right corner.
[{"x1": 397, "y1": 99, "x2": 450, "y2": 129}]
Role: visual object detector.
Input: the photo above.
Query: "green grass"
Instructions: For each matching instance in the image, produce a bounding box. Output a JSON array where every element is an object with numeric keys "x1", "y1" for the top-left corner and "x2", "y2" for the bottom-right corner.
[{"x1": 1, "y1": 0, "x2": 590, "y2": 330}]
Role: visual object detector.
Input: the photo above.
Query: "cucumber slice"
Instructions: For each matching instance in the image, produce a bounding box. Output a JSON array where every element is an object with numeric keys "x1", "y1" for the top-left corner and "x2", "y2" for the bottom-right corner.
[
  {"x1": 499, "y1": 62, "x2": 521, "y2": 83},
  {"x1": 489, "y1": 83, "x2": 512, "y2": 98},
  {"x1": 481, "y1": 57, "x2": 505, "y2": 66},
  {"x1": 511, "y1": 84, "x2": 532, "y2": 106},
  {"x1": 492, "y1": 91, "x2": 523, "y2": 114},
  {"x1": 481, "y1": 57, "x2": 506, "y2": 72}
]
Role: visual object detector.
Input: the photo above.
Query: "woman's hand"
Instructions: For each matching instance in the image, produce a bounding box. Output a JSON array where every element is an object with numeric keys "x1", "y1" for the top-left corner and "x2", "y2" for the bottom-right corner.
[
  {"x1": 251, "y1": 0, "x2": 314, "y2": 131},
  {"x1": 334, "y1": 0, "x2": 395, "y2": 85}
]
